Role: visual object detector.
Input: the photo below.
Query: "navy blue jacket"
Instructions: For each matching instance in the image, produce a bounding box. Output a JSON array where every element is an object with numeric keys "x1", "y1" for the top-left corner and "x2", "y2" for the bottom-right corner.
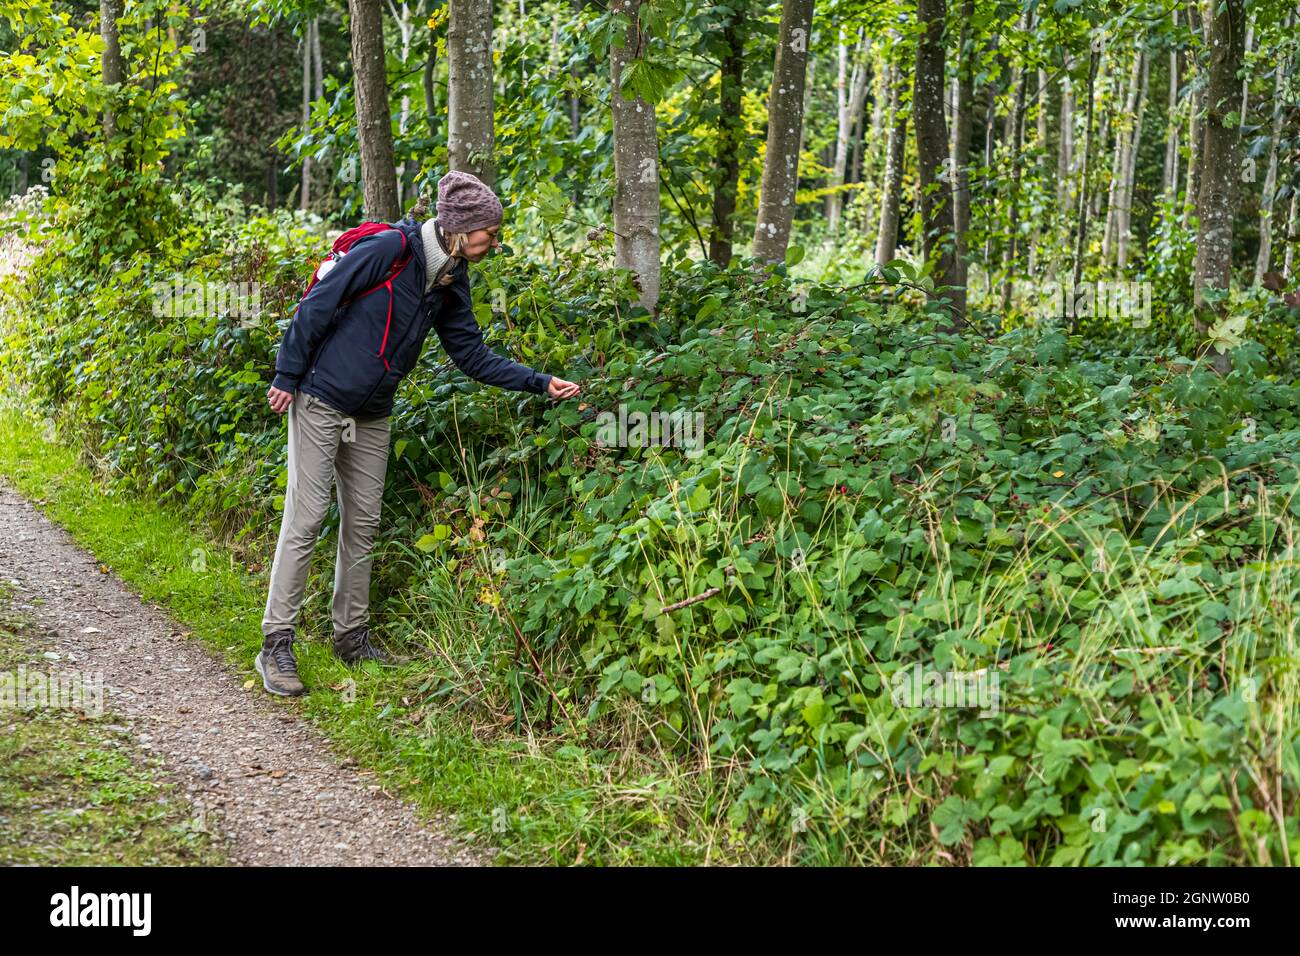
[{"x1": 270, "y1": 217, "x2": 551, "y2": 418}]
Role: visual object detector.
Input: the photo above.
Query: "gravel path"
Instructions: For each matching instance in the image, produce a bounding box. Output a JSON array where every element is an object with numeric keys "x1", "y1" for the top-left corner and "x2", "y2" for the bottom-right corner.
[{"x1": 0, "y1": 479, "x2": 491, "y2": 866}]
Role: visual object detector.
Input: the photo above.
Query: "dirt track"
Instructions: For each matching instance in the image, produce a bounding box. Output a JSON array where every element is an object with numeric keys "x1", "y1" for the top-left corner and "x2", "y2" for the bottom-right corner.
[{"x1": 0, "y1": 479, "x2": 491, "y2": 866}]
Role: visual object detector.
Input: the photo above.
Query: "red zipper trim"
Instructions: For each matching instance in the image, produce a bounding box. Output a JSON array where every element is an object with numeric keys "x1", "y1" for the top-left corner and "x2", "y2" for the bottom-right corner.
[{"x1": 377, "y1": 280, "x2": 394, "y2": 370}]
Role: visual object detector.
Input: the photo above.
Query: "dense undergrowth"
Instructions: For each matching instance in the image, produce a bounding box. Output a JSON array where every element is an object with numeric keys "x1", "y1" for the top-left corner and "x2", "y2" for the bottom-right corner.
[{"x1": 3, "y1": 193, "x2": 1299, "y2": 865}]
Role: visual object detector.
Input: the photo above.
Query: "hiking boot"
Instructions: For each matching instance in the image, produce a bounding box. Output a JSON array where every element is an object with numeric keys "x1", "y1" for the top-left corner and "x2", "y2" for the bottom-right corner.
[
  {"x1": 255, "y1": 630, "x2": 305, "y2": 696},
  {"x1": 332, "y1": 626, "x2": 392, "y2": 665}
]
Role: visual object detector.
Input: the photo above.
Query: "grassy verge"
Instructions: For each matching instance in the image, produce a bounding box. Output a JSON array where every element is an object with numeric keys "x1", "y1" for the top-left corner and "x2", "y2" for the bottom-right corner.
[
  {"x1": 0, "y1": 582, "x2": 225, "y2": 865},
  {"x1": 0, "y1": 404, "x2": 741, "y2": 865}
]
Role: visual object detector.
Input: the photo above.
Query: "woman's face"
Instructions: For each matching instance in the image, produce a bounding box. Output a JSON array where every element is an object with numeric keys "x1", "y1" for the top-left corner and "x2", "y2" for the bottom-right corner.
[{"x1": 462, "y1": 225, "x2": 502, "y2": 261}]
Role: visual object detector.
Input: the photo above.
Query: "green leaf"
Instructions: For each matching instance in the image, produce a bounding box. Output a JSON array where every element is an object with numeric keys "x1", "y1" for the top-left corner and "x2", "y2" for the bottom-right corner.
[{"x1": 756, "y1": 486, "x2": 784, "y2": 518}]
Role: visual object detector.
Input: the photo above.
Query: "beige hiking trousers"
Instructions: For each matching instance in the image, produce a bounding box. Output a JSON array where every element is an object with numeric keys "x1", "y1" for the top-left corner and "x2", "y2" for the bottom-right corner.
[{"x1": 261, "y1": 390, "x2": 391, "y2": 640}]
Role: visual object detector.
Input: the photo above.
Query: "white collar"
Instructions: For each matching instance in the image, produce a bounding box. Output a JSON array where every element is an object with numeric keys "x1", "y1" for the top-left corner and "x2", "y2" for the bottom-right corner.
[{"x1": 420, "y1": 218, "x2": 458, "y2": 292}]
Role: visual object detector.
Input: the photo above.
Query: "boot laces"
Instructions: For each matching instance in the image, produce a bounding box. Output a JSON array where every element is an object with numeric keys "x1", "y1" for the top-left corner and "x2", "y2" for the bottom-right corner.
[
  {"x1": 268, "y1": 636, "x2": 298, "y2": 673},
  {"x1": 344, "y1": 627, "x2": 383, "y2": 660}
]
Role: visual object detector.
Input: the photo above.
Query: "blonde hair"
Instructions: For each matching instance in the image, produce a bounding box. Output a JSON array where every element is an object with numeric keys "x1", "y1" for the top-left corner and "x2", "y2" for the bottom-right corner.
[
  {"x1": 437, "y1": 230, "x2": 468, "y2": 285},
  {"x1": 442, "y1": 230, "x2": 469, "y2": 259}
]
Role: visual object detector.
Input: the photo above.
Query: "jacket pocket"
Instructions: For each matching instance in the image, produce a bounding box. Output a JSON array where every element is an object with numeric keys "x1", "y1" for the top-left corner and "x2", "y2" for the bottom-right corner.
[
  {"x1": 359, "y1": 363, "x2": 405, "y2": 416},
  {"x1": 313, "y1": 332, "x2": 388, "y2": 414}
]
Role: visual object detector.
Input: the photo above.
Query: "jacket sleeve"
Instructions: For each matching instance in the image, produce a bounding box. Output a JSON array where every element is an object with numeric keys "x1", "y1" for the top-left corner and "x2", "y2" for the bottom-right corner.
[
  {"x1": 430, "y1": 274, "x2": 552, "y2": 395},
  {"x1": 270, "y1": 230, "x2": 410, "y2": 393}
]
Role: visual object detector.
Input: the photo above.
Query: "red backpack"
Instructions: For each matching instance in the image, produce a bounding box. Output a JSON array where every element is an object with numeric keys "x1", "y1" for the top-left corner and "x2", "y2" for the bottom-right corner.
[{"x1": 304, "y1": 221, "x2": 414, "y2": 371}]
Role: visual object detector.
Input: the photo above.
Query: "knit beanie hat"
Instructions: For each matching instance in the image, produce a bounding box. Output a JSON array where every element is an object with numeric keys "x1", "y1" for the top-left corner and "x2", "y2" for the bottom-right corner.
[{"x1": 436, "y1": 171, "x2": 503, "y2": 233}]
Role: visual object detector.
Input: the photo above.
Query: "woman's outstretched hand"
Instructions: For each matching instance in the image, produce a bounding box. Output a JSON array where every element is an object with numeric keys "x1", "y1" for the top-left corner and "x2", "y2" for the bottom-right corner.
[
  {"x1": 267, "y1": 386, "x2": 294, "y2": 414},
  {"x1": 547, "y1": 376, "x2": 581, "y2": 401}
]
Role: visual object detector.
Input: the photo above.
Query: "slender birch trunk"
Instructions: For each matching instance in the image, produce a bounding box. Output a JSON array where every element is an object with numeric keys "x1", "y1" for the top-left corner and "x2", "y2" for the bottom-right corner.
[
  {"x1": 1104, "y1": 47, "x2": 1142, "y2": 262},
  {"x1": 828, "y1": 29, "x2": 867, "y2": 231},
  {"x1": 875, "y1": 59, "x2": 906, "y2": 264},
  {"x1": 999, "y1": 11, "x2": 1030, "y2": 312},
  {"x1": 1253, "y1": 11, "x2": 1291, "y2": 283},
  {"x1": 301, "y1": 18, "x2": 313, "y2": 210},
  {"x1": 753, "y1": 0, "x2": 816, "y2": 263},
  {"x1": 610, "y1": 0, "x2": 661, "y2": 310},
  {"x1": 1161, "y1": 9, "x2": 1180, "y2": 199},
  {"x1": 1058, "y1": 73, "x2": 1074, "y2": 207},
  {"x1": 1072, "y1": 50, "x2": 1100, "y2": 303},
  {"x1": 1116, "y1": 50, "x2": 1148, "y2": 270}
]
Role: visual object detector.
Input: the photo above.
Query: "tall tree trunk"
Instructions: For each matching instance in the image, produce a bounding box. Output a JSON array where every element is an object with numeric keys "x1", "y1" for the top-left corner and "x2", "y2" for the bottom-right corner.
[
  {"x1": 1284, "y1": 188, "x2": 1298, "y2": 279},
  {"x1": 1104, "y1": 47, "x2": 1142, "y2": 263},
  {"x1": 859, "y1": 51, "x2": 889, "y2": 233},
  {"x1": 1035, "y1": 68, "x2": 1049, "y2": 151},
  {"x1": 826, "y1": 31, "x2": 847, "y2": 223},
  {"x1": 313, "y1": 16, "x2": 326, "y2": 202},
  {"x1": 999, "y1": 11, "x2": 1030, "y2": 313},
  {"x1": 386, "y1": 0, "x2": 422, "y2": 209},
  {"x1": 849, "y1": 44, "x2": 872, "y2": 188},
  {"x1": 915, "y1": 0, "x2": 962, "y2": 320},
  {"x1": 1115, "y1": 49, "x2": 1149, "y2": 270},
  {"x1": 301, "y1": 18, "x2": 317, "y2": 210},
  {"x1": 424, "y1": 4, "x2": 443, "y2": 138},
  {"x1": 610, "y1": 0, "x2": 661, "y2": 310},
  {"x1": 1029, "y1": 67, "x2": 1049, "y2": 276},
  {"x1": 829, "y1": 30, "x2": 868, "y2": 232},
  {"x1": 709, "y1": 0, "x2": 746, "y2": 266},
  {"x1": 1182, "y1": 0, "x2": 1206, "y2": 229},
  {"x1": 1071, "y1": 49, "x2": 1101, "y2": 306},
  {"x1": 1092, "y1": 56, "x2": 1112, "y2": 220},
  {"x1": 1162, "y1": 9, "x2": 1181, "y2": 199},
  {"x1": 1239, "y1": 13, "x2": 1253, "y2": 137},
  {"x1": 100, "y1": 0, "x2": 125, "y2": 141},
  {"x1": 1253, "y1": 11, "x2": 1291, "y2": 284},
  {"x1": 1182, "y1": 86, "x2": 1200, "y2": 227},
  {"x1": 845, "y1": 36, "x2": 869, "y2": 184},
  {"x1": 313, "y1": 17, "x2": 324, "y2": 102},
  {"x1": 796, "y1": 50, "x2": 817, "y2": 164},
  {"x1": 1193, "y1": 0, "x2": 1245, "y2": 373},
  {"x1": 826, "y1": 30, "x2": 848, "y2": 224},
  {"x1": 752, "y1": 0, "x2": 815, "y2": 263},
  {"x1": 848, "y1": 112, "x2": 863, "y2": 189},
  {"x1": 1058, "y1": 72, "x2": 1074, "y2": 207},
  {"x1": 875, "y1": 60, "x2": 906, "y2": 264},
  {"x1": 951, "y1": 0, "x2": 974, "y2": 288},
  {"x1": 349, "y1": 0, "x2": 401, "y2": 220},
  {"x1": 982, "y1": 59, "x2": 997, "y2": 269},
  {"x1": 568, "y1": 0, "x2": 583, "y2": 140},
  {"x1": 448, "y1": 0, "x2": 496, "y2": 185}
]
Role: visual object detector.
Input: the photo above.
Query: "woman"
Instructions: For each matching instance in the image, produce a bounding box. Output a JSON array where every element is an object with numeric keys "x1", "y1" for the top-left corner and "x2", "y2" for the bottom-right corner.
[{"x1": 256, "y1": 170, "x2": 581, "y2": 696}]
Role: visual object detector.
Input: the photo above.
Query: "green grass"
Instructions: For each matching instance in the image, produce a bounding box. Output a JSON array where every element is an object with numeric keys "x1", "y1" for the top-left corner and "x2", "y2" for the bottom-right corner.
[
  {"x1": 0, "y1": 403, "x2": 742, "y2": 865},
  {"x1": 0, "y1": 583, "x2": 226, "y2": 865}
]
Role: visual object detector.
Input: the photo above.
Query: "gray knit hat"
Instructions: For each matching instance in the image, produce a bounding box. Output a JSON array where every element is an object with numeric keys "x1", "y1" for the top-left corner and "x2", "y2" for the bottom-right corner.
[{"x1": 436, "y1": 171, "x2": 503, "y2": 233}]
